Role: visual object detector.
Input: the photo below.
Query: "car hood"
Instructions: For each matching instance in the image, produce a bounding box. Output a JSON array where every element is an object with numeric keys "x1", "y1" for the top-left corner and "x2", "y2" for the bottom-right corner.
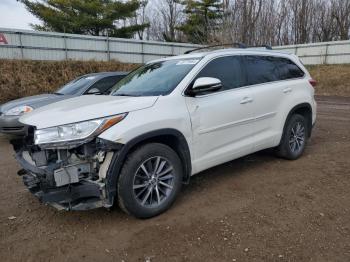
[
  {"x1": 0, "y1": 94, "x2": 73, "y2": 113},
  {"x1": 20, "y1": 95, "x2": 159, "y2": 129}
]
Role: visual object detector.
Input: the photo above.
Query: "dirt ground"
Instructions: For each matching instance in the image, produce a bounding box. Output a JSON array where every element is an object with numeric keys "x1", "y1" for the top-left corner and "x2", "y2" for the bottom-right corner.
[{"x1": 0, "y1": 96, "x2": 349, "y2": 262}]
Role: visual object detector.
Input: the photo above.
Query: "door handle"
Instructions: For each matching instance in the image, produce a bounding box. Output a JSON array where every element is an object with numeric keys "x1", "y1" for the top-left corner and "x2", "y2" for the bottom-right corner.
[
  {"x1": 240, "y1": 97, "x2": 253, "y2": 104},
  {"x1": 283, "y1": 87, "x2": 292, "y2": 93}
]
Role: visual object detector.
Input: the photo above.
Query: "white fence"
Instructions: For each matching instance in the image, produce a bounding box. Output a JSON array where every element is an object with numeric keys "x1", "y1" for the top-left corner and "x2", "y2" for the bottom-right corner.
[
  {"x1": 0, "y1": 28, "x2": 200, "y2": 63},
  {"x1": 274, "y1": 40, "x2": 350, "y2": 65},
  {"x1": 0, "y1": 28, "x2": 350, "y2": 65}
]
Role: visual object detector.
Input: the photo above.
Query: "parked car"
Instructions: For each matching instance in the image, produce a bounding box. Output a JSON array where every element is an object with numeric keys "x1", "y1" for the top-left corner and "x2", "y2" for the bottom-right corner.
[
  {"x1": 12, "y1": 48, "x2": 317, "y2": 218},
  {"x1": 0, "y1": 72, "x2": 127, "y2": 136}
]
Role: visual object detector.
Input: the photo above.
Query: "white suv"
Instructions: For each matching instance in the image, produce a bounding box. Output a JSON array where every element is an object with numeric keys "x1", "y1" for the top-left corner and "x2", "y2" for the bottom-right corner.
[{"x1": 12, "y1": 48, "x2": 316, "y2": 218}]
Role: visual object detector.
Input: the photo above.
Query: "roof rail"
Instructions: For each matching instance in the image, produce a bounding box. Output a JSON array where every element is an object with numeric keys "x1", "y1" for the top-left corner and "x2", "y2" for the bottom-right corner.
[
  {"x1": 247, "y1": 44, "x2": 273, "y2": 50},
  {"x1": 184, "y1": 43, "x2": 247, "y2": 54}
]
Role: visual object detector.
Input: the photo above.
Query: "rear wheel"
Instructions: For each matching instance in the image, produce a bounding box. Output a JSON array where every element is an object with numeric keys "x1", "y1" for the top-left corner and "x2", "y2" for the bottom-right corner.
[
  {"x1": 117, "y1": 143, "x2": 183, "y2": 218},
  {"x1": 276, "y1": 114, "x2": 308, "y2": 160}
]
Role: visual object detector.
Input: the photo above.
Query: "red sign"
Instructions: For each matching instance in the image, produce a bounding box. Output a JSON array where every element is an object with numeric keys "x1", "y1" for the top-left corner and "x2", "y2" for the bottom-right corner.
[{"x1": 0, "y1": 33, "x2": 8, "y2": 44}]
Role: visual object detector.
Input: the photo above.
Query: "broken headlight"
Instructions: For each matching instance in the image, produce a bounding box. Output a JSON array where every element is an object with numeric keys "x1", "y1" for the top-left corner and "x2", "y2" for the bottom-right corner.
[{"x1": 34, "y1": 113, "x2": 127, "y2": 147}]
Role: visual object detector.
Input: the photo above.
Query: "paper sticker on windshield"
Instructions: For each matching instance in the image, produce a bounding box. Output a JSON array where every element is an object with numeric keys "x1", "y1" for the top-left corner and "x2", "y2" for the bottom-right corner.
[{"x1": 176, "y1": 60, "x2": 199, "y2": 65}]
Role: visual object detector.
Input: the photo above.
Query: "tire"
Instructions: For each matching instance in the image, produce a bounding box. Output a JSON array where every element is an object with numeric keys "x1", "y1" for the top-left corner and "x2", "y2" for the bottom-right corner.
[
  {"x1": 276, "y1": 114, "x2": 308, "y2": 160},
  {"x1": 117, "y1": 143, "x2": 183, "y2": 218}
]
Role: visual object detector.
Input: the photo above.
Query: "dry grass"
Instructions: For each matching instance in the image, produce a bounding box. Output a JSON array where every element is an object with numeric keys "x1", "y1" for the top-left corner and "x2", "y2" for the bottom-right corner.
[
  {"x1": 307, "y1": 64, "x2": 350, "y2": 97},
  {"x1": 0, "y1": 59, "x2": 137, "y2": 104},
  {"x1": 0, "y1": 60, "x2": 349, "y2": 104}
]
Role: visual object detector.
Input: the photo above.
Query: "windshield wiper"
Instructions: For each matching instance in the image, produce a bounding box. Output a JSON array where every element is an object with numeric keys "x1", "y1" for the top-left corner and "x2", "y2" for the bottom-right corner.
[
  {"x1": 113, "y1": 93, "x2": 137, "y2": 97},
  {"x1": 53, "y1": 92, "x2": 64, "y2": 95}
]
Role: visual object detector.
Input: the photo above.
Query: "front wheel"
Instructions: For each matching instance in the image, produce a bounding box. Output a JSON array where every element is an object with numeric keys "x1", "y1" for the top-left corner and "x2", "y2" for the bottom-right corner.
[
  {"x1": 117, "y1": 143, "x2": 183, "y2": 218},
  {"x1": 276, "y1": 114, "x2": 308, "y2": 160}
]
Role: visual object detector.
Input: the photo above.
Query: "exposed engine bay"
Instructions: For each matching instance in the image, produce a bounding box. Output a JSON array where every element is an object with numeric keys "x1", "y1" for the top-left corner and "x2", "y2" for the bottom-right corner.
[{"x1": 11, "y1": 128, "x2": 122, "y2": 211}]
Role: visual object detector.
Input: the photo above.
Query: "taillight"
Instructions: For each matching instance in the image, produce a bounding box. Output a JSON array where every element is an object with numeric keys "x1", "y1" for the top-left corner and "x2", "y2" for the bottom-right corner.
[{"x1": 309, "y1": 79, "x2": 317, "y2": 87}]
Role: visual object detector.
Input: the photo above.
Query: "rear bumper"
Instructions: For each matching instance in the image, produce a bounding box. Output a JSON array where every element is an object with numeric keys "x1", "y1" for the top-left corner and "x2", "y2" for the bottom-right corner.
[{"x1": 0, "y1": 115, "x2": 27, "y2": 136}]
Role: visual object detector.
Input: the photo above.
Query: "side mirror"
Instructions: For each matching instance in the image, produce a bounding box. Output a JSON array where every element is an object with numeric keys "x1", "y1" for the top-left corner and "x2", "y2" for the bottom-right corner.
[
  {"x1": 87, "y1": 88, "x2": 102, "y2": 95},
  {"x1": 188, "y1": 77, "x2": 222, "y2": 96}
]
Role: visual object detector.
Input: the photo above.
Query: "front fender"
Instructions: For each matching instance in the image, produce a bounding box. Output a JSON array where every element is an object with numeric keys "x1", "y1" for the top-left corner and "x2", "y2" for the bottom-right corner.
[{"x1": 104, "y1": 128, "x2": 192, "y2": 201}]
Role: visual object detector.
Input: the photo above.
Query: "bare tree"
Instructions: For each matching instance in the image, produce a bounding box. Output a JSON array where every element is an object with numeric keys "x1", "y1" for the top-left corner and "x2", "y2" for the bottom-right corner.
[
  {"x1": 332, "y1": 0, "x2": 350, "y2": 40},
  {"x1": 144, "y1": 0, "x2": 350, "y2": 45},
  {"x1": 312, "y1": 0, "x2": 336, "y2": 42},
  {"x1": 147, "y1": 0, "x2": 185, "y2": 42},
  {"x1": 132, "y1": 0, "x2": 149, "y2": 40}
]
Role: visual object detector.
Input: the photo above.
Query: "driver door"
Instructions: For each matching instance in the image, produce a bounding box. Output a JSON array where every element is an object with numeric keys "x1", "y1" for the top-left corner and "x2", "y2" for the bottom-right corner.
[{"x1": 185, "y1": 56, "x2": 255, "y2": 173}]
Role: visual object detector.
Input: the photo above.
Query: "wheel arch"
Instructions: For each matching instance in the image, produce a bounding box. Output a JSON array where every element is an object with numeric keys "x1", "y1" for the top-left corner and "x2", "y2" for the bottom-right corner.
[
  {"x1": 281, "y1": 103, "x2": 313, "y2": 143},
  {"x1": 105, "y1": 128, "x2": 192, "y2": 201}
]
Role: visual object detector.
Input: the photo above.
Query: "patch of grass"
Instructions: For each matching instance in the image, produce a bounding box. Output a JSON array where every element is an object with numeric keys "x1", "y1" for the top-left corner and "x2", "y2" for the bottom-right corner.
[
  {"x1": 0, "y1": 59, "x2": 137, "y2": 104},
  {"x1": 307, "y1": 64, "x2": 350, "y2": 97},
  {"x1": 0, "y1": 60, "x2": 349, "y2": 104}
]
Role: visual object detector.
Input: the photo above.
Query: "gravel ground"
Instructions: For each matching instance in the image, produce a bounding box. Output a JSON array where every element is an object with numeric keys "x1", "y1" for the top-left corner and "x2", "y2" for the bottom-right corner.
[{"x1": 0, "y1": 96, "x2": 349, "y2": 262}]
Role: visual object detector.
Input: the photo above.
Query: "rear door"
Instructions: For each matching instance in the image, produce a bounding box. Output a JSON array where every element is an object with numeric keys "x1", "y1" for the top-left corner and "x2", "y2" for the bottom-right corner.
[
  {"x1": 242, "y1": 55, "x2": 305, "y2": 151},
  {"x1": 185, "y1": 55, "x2": 255, "y2": 173}
]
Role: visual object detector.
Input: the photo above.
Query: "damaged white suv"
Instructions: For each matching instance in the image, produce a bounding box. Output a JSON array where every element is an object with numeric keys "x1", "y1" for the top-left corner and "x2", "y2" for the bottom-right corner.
[{"x1": 12, "y1": 48, "x2": 316, "y2": 218}]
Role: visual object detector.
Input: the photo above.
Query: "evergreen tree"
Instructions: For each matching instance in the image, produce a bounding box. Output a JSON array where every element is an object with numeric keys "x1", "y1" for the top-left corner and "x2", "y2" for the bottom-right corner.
[
  {"x1": 178, "y1": 0, "x2": 223, "y2": 44},
  {"x1": 21, "y1": 0, "x2": 149, "y2": 38}
]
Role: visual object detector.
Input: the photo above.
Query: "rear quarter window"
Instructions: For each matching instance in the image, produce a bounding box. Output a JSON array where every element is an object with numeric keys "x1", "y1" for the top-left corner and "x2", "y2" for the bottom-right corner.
[{"x1": 276, "y1": 58, "x2": 305, "y2": 80}]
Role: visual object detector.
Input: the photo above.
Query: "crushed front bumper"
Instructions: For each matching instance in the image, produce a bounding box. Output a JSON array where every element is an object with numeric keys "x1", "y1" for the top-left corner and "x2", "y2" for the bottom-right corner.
[
  {"x1": 22, "y1": 173, "x2": 104, "y2": 211},
  {"x1": 12, "y1": 135, "x2": 122, "y2": 211}
]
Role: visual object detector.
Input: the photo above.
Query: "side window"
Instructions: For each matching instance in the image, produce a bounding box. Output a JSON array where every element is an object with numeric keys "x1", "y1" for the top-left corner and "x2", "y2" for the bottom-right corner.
[
  {"x1": 194, "y1": 56, "x2": 243, "y2": 91},
  {"x1": 243, "y1": 56, "x2": 305, "y2": 86},
  {"x1": 276, "y1": 58, "x2": 305, "y2": 80},
  {"x1": 87, "y1": 76, "x2": 123, "y2": 94},
  {"x1": 243, "y1": 56, "x2": 280, "y2": 85}
]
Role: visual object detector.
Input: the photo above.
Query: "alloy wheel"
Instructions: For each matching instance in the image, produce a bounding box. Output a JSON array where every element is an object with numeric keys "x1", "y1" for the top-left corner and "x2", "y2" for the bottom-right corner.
[
  {"x1": 133, "y1": 156, "x2": 175, "y2": 208},
  {"x1": 289, "y1": 122, "x2": 305, "y2": 154}
]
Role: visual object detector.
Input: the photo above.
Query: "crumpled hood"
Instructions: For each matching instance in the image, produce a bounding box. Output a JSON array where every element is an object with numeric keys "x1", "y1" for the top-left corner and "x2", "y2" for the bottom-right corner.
[
  {"x1": 20, "y1": 95, "x2": 158, "y2": 129},
  {"x1": 0, "y1": 94, "x2": 72, "y2": 113}
]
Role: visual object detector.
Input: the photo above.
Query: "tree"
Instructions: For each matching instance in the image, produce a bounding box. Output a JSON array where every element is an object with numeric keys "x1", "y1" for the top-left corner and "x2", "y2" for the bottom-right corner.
[
  {"x1": 21, "y1": 0, "x2": 149, "y2": 38},
  {"x1": 147, "y1": 0, "x2": 185, "y2": 42},
  {"x1": 332, "y1": 0, "x2": 350, "y2": 40},
  {"x1": 159, "y1": 0, "x2": 184, "y2": 42},
  {"x1": 178, "y1": 0, "x2": 223, "y2": 44},
  {"x1": 209, "y1": 0, "x2": 349, "y2": 46}
]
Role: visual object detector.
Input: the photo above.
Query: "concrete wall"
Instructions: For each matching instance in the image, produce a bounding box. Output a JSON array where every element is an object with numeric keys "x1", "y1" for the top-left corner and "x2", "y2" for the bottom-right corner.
[
  {"x1": 274, "y1": 40, "x2": 350, "y2": 65},
  {"x1": 0, "y1": 28, "x2": 200, "y2": 63},
  {"x1": 1, "y1": 28, "x2": 350, "y2": 65}
]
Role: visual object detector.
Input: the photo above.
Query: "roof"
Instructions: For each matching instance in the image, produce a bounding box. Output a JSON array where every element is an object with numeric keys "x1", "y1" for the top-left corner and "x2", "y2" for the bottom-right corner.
[{"x1": 151, "y1": 48, "x2": 294, "y2": 63}]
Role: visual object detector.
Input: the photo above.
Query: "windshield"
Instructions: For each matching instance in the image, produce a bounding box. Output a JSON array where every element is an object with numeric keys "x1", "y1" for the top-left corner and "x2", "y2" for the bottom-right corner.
[
  {"x1": 55, "y1": 75, "x2": 98, "y2": 95},
  {"x1": 110, "y1": 58, "x2": 200, "y2": 96}
]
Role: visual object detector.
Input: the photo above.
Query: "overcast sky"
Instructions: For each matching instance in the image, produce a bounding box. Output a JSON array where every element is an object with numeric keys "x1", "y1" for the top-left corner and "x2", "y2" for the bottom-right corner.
[
  {"x1": 0, "y1": 0, "x2": 41, "y2": 30},
  {"x1": 0, "y1": 0, "x2": 159, "y2": 31}
]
